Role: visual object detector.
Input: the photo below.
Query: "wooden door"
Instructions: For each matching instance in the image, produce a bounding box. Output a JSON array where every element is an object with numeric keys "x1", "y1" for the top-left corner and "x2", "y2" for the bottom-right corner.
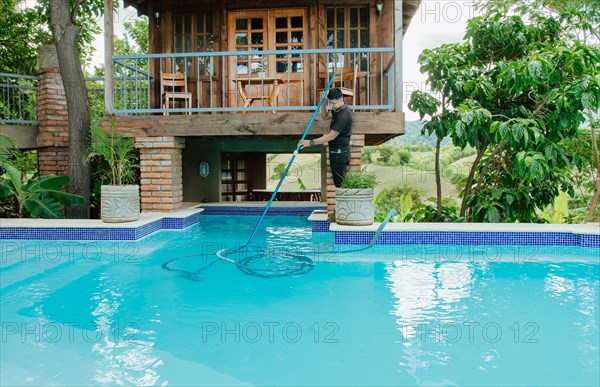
[
  {"x1": 227, "y1": 8, "x2": 309, "y2": 108},
  {"x1": 272, "y1": 9, "x2": 309, "y2": 108}
]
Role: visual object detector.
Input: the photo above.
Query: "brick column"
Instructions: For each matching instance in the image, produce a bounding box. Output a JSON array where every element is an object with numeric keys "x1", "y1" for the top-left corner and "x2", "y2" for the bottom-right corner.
[
  {"x1": 36, "y1": 45, "x2": 69, "y2": 176},
  {"x1": 326, "y1": 134, "x2": 365, "y2": 221},
  {"x1": 135, "y1": 136, "x2": 185, "y2": 212}
]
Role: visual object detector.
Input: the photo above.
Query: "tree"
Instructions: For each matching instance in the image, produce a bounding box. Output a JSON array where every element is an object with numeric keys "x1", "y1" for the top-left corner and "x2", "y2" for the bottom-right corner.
[
  {"x1": 409, "y1": 12, "x2": 599, "y2": 222},
  {"x1": 48, "y1": 0, "x2": 103, "y2": 218},
  {"x1": 0, "y1": 0, "x2": 51, "y2": 74},
  {"x1": 477, "y1": 0, "x2": 600, "y2": 222},
  {"x1": 92, "y1": 18, "x2": 148, "y2": 77}
]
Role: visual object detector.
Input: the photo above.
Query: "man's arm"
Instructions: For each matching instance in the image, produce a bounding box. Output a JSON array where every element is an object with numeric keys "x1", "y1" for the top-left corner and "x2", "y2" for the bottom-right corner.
[{"x1": 298, "y1": 130, "x2": 340, "y2": 149}]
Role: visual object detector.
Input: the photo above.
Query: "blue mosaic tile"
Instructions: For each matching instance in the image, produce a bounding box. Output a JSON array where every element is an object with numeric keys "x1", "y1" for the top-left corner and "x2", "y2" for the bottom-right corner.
[
  {"x1": 312, "y1": 220, "x2": 331, "y2": 232},
  {"x1": 0, "y1": 211, "x2": 202, "y2": 241},
  {"x1": 331, "y1": 230, "x2": 599, "y2": 248},
  {"x1": 577, "y1": 233, "x2": 600, "y2": 248},
  {"x1": 199, "y1": 206, "x2": 324, "y2": 217}
]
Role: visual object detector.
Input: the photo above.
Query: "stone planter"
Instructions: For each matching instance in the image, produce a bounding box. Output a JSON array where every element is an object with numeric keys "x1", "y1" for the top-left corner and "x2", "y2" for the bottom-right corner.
[
  {"x1": 101, "y1": 185, "x2": 140, "y2": 223},
  {"x1": 335, "y1": 188, "x2": 375, "y2": 226}
]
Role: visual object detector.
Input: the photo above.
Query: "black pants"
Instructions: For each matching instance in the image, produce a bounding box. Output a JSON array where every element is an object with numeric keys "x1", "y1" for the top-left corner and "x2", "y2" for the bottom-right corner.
[{"x1": 329, "y1": 148, "x2": 351, "y2": 188}]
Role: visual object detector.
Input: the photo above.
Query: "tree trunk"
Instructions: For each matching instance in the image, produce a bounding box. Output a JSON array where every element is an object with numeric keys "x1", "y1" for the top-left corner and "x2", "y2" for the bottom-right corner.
[
  {"x1": 585, "y1": 124, "x2": 599, "y2": 223},
  {"x1": 435, "y1": 137, "x2": 442, "y2": 213},
  {"x1": 49, "y1": 0, "x2": 90, "y2": 219},
  {"x1": 460, "y1": 142, "x2": 489, "y2": 217}
]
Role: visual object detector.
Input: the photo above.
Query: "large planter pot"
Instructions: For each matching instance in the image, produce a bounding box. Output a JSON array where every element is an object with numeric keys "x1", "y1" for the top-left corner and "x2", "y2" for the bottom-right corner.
[
  {"x1": 101, "y1": 185, "x2": 140, "y2": 223},
  {"x1": 335, "y1": 188, "x2": 375, "y2": 226}
]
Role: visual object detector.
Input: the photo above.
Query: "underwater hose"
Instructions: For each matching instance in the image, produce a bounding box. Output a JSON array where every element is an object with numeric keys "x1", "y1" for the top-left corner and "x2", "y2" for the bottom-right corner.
[{"x1": 162, "y1": 209, "x2": 398, "y2": 280}]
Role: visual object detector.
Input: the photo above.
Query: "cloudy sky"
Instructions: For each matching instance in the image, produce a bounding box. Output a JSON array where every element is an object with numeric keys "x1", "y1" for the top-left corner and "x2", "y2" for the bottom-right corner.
[
  {"x1": 91, "y1": 1, "x2": 479, "y2": 120},
  {"x1": 402, "y1": 0, "x2": 480, "y2": 119}
]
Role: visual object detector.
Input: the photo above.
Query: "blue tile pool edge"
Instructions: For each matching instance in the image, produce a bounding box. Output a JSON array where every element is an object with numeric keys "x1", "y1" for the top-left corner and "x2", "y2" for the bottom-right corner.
[
  {"x1": 331, "y1": 230, "x2": 600, "y2": 248},
  {"x1": 0, "y1": 211, "x2": 202, "y2": 241},
  {"x1": 309, "y1": 217, "x2": 600, "y2": 248}
]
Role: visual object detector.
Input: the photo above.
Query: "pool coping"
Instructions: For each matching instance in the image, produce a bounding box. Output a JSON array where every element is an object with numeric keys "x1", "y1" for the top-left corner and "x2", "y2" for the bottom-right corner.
[
  {"x1": 308, "y1": 213, "x2": 600, "y2": 248},
  {"x1": 0, "y1": 208, "x2": 203, "y2": 240},
  {"x1": 1, "y1": 205, "x2": 598, "y2": 247},
  {"x1": 0, "y1": 203, "x2": 326, "y2": 241}
]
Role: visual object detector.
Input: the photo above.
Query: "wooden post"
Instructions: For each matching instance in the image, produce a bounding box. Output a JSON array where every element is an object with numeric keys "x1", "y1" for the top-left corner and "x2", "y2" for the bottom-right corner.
[
  {"x1": 104, "y1": 0, "x2": 114, "y2": 114},
  {"x1": 393, "y1": 0, "x2": 403, "y2": 112}
]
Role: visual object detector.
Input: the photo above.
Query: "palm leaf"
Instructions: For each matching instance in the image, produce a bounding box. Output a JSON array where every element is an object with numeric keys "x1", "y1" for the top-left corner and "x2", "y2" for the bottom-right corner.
[
  {"x1": 23, "y1": 174, "x2": 70, "y2": 192},
  {"x1": 41, "y1": 190, "x2": 85, "y2": 206},
  {"x1": 24, "y1": 196, "x2": 64, "y2": 219}
]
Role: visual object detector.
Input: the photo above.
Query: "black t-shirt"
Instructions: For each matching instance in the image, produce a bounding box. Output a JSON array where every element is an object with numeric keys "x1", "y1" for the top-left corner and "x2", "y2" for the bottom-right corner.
[{"x1": 329, "y1": 104, "x2": 352, "y2": 148}]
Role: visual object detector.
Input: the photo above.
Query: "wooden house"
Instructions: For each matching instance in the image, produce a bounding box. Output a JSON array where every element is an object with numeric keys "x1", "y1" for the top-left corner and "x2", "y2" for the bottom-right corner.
[{"x1": 103, "y1": 0, "x2": 422, "y2": 209}]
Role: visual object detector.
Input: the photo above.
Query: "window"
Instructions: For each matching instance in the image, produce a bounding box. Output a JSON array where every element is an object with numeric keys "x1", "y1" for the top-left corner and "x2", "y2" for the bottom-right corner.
[
  {"x1": 326, "y1": 6, "x2": 369, "y2": 69},
  {"x1": 173, "y1": 12, "x2": 214, "y2": 76},
  {"x1": 274, "y1": 15, "x2": 305, "y2": 73},
  {"x1": 233, "y1": 15, "x2": 266, "y2": 75}
]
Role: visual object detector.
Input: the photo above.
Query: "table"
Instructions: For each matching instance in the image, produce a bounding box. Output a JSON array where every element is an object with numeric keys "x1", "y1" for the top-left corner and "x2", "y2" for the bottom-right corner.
[
  {"x1": 235, "y1": 76, "x2": 284, "y2": 111},
  {"x1": 251, "y1": 189, "x2": 321, "y2": 202}
]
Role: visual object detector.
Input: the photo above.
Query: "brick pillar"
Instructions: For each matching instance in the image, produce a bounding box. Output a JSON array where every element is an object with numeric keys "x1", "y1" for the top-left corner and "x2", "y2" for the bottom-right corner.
[
  {"x1": 135, "y1": 136, "x2": 185, "y2": 212},
  {"x1": 326, "y1": 134, "x2": 365, "y2": 221},
  {"x1": 36, "y1": 45, "x2": 69, "y2": 176}
]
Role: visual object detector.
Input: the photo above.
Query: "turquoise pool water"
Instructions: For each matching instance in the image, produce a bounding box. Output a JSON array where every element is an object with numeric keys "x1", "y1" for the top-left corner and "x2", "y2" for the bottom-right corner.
[{"x1": 1, "y1": 215, "x2": 599, "y2": 386}]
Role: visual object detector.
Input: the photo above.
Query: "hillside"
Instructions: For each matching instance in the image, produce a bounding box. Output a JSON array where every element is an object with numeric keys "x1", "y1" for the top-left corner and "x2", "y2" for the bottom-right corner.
[{"x1": 265, "y1": 150, "x2": 474, "y2": 204}]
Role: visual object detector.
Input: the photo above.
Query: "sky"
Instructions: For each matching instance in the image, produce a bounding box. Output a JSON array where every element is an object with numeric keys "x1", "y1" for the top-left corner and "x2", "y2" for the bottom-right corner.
[
  {"x1": 90, "y1": 1, "x2": 479, "y2": 120},
  {"x1": 401, "y1": 0, "x2": 480, "y2": 119}
]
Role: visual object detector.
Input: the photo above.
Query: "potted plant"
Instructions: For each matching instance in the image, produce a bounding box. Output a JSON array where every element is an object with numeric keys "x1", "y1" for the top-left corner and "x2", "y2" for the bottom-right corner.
[
  {"x1": 256, "y1": 61, "x2": 268, "y2": 78},
  {"x1": 335, "y1": 169, "x2": 378, "y2": 226},
  {"x1": 87, "y1": 123, "x2": 140, "y2": 223}
]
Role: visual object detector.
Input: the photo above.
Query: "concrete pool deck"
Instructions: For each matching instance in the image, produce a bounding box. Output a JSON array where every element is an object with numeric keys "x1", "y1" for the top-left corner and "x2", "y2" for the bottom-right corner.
[{"x1": 0, "y1": 203, "x2": 598, "y2": 247}]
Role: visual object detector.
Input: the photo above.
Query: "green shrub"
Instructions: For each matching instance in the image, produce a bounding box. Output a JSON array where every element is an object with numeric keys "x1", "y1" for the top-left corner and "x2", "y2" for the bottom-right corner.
[{"x1": 340, "y1": 169, "x2": 378, "y2": 189}]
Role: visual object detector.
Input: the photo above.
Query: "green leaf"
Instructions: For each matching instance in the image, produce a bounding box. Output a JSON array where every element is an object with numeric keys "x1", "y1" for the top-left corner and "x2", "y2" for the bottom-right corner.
[
  {"x1": 0, "y1": 179, "x2": 16, "y2": 198},
  {"x1": 581, "y1": 92, "x2": 595, "y2": 109},
  {"x1": 512, "y1": 123, "x2": 525, "y2": 144},
  {"x1": 24, "y1": 196, "x2": 64, "y2": 219},
  {"x1": 460, "y1": 110, "x2": 475, "y2": 125},
  {"x1": 484, "y1": 206, "x2": 501, "y2": 223},
  {"x1": 527, "y1": 60, "x2": 543, "y2": 79},
  {"x1": 23, "y1": 175, "x2": 70, "y2": 192},
  {"x1": 41, "y1": 190, "x2": 85, "y2": 206}
]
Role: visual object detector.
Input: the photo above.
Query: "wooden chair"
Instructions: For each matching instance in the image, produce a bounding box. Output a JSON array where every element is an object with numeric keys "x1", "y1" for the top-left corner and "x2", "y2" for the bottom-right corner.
[
  {"x1": 161, "y1": 72, "x2": 192, "y2": 115},
  {"x1": 319, "y1": 64, "x2": 358, "y2": 105}
]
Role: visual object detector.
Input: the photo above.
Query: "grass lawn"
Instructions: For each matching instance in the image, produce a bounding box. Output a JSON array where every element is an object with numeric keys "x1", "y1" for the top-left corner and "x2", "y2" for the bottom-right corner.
[{"x1": 264, "y1": 152, "x2": 476, "y2": 205}]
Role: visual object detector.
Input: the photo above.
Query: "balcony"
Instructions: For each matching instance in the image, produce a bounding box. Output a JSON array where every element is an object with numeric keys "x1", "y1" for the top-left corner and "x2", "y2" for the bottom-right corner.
[
  {"x1": 111, "y1": 47, "x2": 396, "y2": 114},
  {"x1": 1, "y1": 47, "x2": 403, "y2": 146},
  {"x1": 107, "y1": 47, "x2": 402, "y2": 145}
]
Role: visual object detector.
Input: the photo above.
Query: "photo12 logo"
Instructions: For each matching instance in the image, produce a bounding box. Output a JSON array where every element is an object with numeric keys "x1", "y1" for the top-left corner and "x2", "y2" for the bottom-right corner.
[
  {"x1": 419, "y1": 1, "x2": 478, "y2": 24},
  {"x1": 201, "y1": 321, "x2": 340, "y2": 344},
  {"x1": 2, "y1": 321, "x2": 140, "y2": 344},
  {"x1": 400, "y1": 321, "x2": 540, "y2": 344},
  {"x1": 1, "y1": 241, "x2": 140, "y2": 265}
]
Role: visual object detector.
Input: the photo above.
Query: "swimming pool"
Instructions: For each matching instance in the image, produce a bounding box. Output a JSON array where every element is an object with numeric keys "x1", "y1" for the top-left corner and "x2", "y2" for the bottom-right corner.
[{"x1": 1, "y1": 215, "x2": 599, "y2": 386}]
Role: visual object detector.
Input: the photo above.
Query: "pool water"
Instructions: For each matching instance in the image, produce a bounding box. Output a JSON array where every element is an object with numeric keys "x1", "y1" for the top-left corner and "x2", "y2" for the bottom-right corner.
[{"x1": 1, "y1": 215, "x2": 599, "y2": 386}]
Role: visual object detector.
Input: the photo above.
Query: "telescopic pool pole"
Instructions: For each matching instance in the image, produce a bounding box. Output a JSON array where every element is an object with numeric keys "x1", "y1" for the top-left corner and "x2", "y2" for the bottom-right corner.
[{"x1": 238, "y1": 72, "x2": 337, "y2": 250}]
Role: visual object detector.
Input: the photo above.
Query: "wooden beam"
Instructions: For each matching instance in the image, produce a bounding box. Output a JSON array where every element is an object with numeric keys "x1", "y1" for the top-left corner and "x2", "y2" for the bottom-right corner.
[
  {"x1": 104, "y1": 0, "x2": 114, "y2": 114},
  {"x1": 102, "y1": 111, "x2": 405, "y2": 138},
  {"x1": 1, "y1": 125, "x2": 38, "y2": 149},
  {"x1": 394, "y1": 0, "x2": 403, "y2": 112}
]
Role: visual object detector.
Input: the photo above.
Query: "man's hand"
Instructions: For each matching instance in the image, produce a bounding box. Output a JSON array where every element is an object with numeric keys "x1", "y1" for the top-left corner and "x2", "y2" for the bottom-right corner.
[{"x1": 298, "y1": 140, "x2": 311, "y2": 149}]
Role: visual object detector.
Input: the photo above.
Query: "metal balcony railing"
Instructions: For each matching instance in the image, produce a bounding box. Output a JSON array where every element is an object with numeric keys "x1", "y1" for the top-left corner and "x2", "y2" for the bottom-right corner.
[
  {"x1": 113, "y1": 47, "x2": 395, "y2": 115},
  {"x1": 1, "y1": 48, "x2": 396, "y2": 124},
  {"x1": 0, "y1": 73, "x2": 40, "y2": 125}
]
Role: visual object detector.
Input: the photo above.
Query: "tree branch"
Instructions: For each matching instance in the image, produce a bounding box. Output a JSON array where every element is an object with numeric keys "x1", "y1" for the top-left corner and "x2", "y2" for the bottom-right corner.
[
  {"x1": 72, "y1": 0, "x2": 83, "y2": 23},
  {"x1": 460, "y1": 140, "x2": 489, "y2": 218}
]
